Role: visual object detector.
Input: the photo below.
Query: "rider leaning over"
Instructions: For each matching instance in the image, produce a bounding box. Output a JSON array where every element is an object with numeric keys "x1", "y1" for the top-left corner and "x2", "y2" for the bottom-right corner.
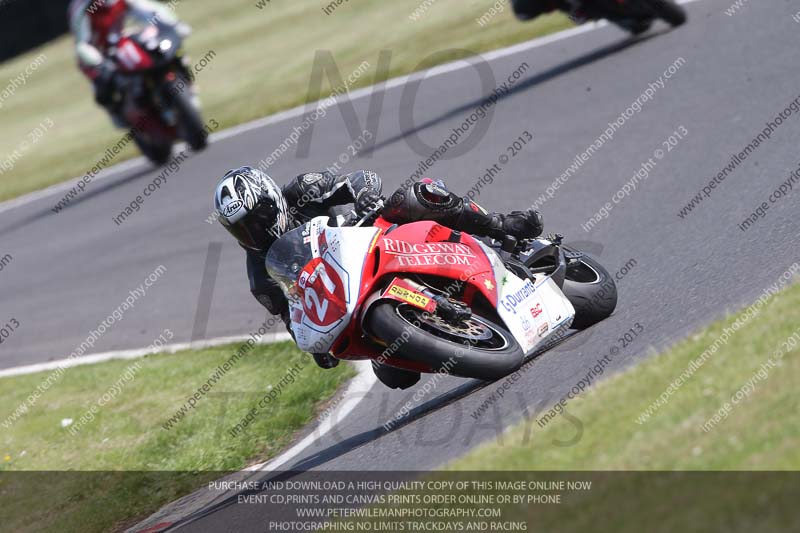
[{"x1": 213, "y1": 167, "x2": 543, "y2": 370}]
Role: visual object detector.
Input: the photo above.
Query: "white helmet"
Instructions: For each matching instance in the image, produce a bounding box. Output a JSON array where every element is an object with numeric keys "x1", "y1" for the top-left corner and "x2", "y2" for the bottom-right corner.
[{"x1": 214, "y1": 166, "x2": 289, "y2": 251}]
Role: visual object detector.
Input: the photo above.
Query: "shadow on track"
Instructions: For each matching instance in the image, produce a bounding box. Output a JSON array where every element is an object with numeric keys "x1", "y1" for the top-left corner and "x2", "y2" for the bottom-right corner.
[
  {"x1": 281, "y1": 329, "x2": 588, "y2": 472},
  {"x1": 49, "y1": 165, "x2": 157, "y2": 214},
  {"x1": 363, "y1": 31, "x2": 662, "y2": 156},
  {"x1": 160, "y1": 331, "x2": 587, "y2": 531},
  {"x1": 0, "y1": 166, "x2": 154, "y2": 238}
]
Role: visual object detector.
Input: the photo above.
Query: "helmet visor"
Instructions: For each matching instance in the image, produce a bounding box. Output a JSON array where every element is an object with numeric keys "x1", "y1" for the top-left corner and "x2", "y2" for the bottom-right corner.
[{"x1": 222, "y1": 198, "x2": 282, "y2": 251}]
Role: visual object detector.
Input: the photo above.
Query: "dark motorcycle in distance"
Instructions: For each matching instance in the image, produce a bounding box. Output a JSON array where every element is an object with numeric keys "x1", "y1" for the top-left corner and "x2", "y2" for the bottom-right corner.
[
  {"x1": 514, "y1": 0, "x2": 687, "y2": 35},
  {"x1": 109, "y1": 19, "x2": 207, "y2": 165}
]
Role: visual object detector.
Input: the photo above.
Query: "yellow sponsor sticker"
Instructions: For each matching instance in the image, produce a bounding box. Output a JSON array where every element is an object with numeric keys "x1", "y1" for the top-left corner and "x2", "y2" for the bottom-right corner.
[{"x1": 388, "y1": 284, "x2": 432, "y2": 309}]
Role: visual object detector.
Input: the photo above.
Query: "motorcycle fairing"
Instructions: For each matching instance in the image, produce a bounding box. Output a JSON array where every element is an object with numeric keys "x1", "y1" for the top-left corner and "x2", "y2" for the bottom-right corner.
[
  {"x1": 285, "y1": 217, "x2": 379, "y2": 353},
  {"x1": 374, "y1": 221, "x2": 498, "y2": 304},
  {"x1": 270, "y1": 216, "x2": 574, "y2": 359},
  {"x1": 476, "y1": 241, "x2": 575, "y2": 355},
  {"x1": 114, "y1": 37, "x2": 155, "y2": 72},
  {"x1": 381, "y1": 277, "x2": 437, "y2": 313}
]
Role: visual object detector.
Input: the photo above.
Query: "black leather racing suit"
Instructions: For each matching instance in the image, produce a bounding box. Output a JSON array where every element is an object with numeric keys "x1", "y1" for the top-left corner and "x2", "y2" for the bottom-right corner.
[{"x1": 247, "y1": 172, "x2": 541, "y2": 326}]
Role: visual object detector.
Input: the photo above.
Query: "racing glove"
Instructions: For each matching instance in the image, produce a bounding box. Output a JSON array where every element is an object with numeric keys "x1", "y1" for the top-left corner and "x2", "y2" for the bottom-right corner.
[{"x1": 354, "y1": 188, "x2": 384, "y2": 218}]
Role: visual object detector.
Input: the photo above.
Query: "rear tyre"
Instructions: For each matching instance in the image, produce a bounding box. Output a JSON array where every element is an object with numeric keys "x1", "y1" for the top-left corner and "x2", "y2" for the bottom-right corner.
[
  {"x1": 652, "y1": 0, "x2": 687, "y2": 26},
  {"x1": 133, "y1": 133, "x2": 172, "y2": 166},
  {"x1": 367, "y1": 301, "x2": 524, "y2": 380},
  {"x1": 372, "y1": 361, "x2": 420, "y2": 390},
  {"x1": 166, "y1": 79, "x2": 208, "y2": 151},
  {"x1": 561, "y1": 249, "x2": 618, "y2": 329}
]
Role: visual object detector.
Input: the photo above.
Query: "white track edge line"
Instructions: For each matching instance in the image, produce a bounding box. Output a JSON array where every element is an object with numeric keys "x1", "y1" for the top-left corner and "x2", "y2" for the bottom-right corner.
[
  {"x1": 246, "y1": 359, "x2": 377, "y2": 472},
  {"x1": 0, "y1": 332, "x2": 293, "y2": 378},
  {"x1": 73, "y1": 5, "x2": 696, "y2": 526},
  {"x1": 126, "y1": 360, "x2": 376, "y2": 533},
  {"x1": 0, "y1": 0, "x2": 701, "y2": 217}
]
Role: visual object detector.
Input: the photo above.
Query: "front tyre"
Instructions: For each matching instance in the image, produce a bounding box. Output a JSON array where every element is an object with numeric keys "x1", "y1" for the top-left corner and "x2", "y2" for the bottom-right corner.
[
  {"x1": 133, "y1": 132, "x2": 172, "y2": 166},
  {"x1": 561, "y1": 249, "x2": 618, "y2": 329},
  {"x1": 165, "y1": 78, "x2": 208, "y2": 151},
  {"x1": 367, "y1": 302, "x2": 524, "y2": 380}
]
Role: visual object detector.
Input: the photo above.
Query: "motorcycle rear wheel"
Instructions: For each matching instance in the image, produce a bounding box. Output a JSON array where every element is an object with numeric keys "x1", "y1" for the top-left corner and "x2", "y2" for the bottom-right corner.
[
  {"x1": 560, "y1": 248, "x2": 618, "y2": 329},
  {"x1": 367, "y1": 301, "x2": 524, "y2": 380}
]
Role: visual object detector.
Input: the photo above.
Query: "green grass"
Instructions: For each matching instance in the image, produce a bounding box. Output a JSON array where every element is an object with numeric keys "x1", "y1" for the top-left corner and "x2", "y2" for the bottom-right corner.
[
  {"x1": 0, "y1": 341, "x2": 355, "y2": 532},
  {"x1": 0, "y1": 0, "x2": 572, "y2": 201}
]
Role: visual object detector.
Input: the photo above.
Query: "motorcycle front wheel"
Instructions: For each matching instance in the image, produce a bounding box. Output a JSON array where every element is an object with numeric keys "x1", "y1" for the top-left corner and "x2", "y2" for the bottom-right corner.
[
  {"x1": 133, "y1": 132, "x2": 172, "y2": 166},
  {"x1": 366, "y1": 301, "x2": 524, "y2": 380},
  {"x1": 165, "y1": 78, "x2": 208, "y2": 151}
]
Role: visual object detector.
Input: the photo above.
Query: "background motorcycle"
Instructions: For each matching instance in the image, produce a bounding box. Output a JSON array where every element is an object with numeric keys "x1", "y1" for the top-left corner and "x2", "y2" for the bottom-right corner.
[
  {"x1": 109, "y1": 19, "x2": 207, "y2": 165},
  {"x1": 266, "y1": 203, "x2": 618, "y2": 390},
  {"x1": 514, "y1": 0, "x2": 687, "y2": 35}
]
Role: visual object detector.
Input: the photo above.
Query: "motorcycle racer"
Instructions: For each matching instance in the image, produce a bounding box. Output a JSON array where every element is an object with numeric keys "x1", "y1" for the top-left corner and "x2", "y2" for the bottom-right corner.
[
  {"x1": 68, "y1": 0, "x2": 186, "y2": 127},
  {"x1": 213, "y1": 166, "x2": 543, "y2": 369}
]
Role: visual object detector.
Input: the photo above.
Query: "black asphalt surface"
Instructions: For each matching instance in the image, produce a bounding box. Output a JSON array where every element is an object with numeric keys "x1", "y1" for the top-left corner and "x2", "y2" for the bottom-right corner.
[{"x1": 2, "y1": 0, "x2": 799, "y2": 530}]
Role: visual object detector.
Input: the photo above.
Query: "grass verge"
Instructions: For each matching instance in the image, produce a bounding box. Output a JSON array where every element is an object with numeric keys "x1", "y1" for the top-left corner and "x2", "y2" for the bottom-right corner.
[
  {"x1": 448, "y1": 282, "x2": 800, "y2": 471},
  {"x1": 0, "y1": 0, "x2": 572, "y2": 201},
  {"x1": 0, "y1": 341, "x2": 355, "y2": 532}
]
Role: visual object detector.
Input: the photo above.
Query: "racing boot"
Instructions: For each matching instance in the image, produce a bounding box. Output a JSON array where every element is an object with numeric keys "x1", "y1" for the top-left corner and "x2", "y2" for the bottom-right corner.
[
  {"x1": 456, "y1": 203, "x2": 544, "y2": 241},
  {"x1": 501, "y1": 209, "x2": 545, "y2": 240},
  {"x1": 383, "y1": 180, "x2": 543, "y2": 241}
]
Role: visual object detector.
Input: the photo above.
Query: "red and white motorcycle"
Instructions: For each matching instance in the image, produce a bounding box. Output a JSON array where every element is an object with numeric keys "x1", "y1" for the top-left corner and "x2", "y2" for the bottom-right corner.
[{"x1": 266, "y1": 203, "x2": 617, "y2": 389}]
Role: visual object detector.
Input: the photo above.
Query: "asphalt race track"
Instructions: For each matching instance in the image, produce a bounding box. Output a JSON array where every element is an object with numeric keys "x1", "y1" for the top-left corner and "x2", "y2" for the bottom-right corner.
[{"x1": 2, "y1": 0, "x2": 799, "y2": 529}]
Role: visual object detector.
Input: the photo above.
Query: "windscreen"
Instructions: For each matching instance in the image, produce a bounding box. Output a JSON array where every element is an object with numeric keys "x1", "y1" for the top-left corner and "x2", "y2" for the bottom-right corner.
[{"x1": 265, "y1": 226, "x2": 314, "y2": 298}]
